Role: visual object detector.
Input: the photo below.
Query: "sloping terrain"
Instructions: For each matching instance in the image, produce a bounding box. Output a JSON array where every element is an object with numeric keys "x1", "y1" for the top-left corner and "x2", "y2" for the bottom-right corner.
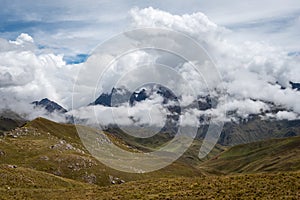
[
  {"x1": 0, "y1": 117, "x2": 204, "y2": 187},
  {"x1": 217, "y1": 118, "x2": 300, "y2": 146},
  {"x1": 0, "y1": 117, "x2": 300, "y2": 199},
  {"x1": 0, "y1": 164, "x2": 93, "y2": 189},
  {"x1": 32, "y1": 98, "x2": 67, "y2": 113},
  {"x1": 200, "y1": 136, "x2": 300, "y2": 174},
  {"x1": 0, "y1": 111, "x2": 26, "y2": 135},
  {"x1": 1, "y1": 171, "x2": 299, "y2": 199}
]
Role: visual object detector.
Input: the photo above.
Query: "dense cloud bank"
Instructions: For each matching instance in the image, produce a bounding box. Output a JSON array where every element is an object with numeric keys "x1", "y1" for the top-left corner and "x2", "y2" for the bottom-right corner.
[{"x1": 0, "y1": 7, "x2": 299, "y2": 125}]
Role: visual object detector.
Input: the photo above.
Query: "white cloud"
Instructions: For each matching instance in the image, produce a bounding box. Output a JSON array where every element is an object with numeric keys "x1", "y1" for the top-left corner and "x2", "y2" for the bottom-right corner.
[
  {"x1": 2, "y1": 1, "x2": 299, "y2": 56},
  {"x1": 11, "y1": 33, "x2": 34, "y2": 45},
  {"x1": 1, "y1": 6, "x2": 300, "y2": 126},
  {"x1": 128, "y1": 7, "x2": 300, "y2": 121},
  {"x1": 266, "y1": 111, "x2": 299, "y2": 120},
  {"x1": 70, "y1": 92, "x2": 169, "y2": 128},
  {"x1": 0, "y1": 34, "x2": 77, "y2": 117}
]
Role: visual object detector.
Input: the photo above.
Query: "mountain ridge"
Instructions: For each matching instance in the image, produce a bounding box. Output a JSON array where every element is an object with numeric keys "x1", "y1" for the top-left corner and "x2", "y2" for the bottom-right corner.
[{"x1": 32, "y1": 98, "x2": 67, "y2": 113}]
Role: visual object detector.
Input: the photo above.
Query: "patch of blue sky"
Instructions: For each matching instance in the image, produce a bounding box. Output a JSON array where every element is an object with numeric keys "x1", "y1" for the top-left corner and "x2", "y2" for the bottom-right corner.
[{"x1": 63, "y1": 54, "x2": 89, "y2": 64}]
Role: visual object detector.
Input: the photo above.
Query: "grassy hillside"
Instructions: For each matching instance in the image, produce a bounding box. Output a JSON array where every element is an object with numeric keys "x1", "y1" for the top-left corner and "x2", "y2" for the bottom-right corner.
[
  {"x1": 0, "y1": 164, "x2": 93, "y2": 189},
  {"x1": 1, "y1": 171, "x2": 299, "y2": 199},
  {"x1": 107, "y1": 127, "x2": 226, "y2": 166},
  {"x1": 200, "y1": 136, "x2": 300, "y2": 174},
  {"x1": 1, "y1": 117, "x2": 300, "y2": 199},
  {"x1": 0, "y1": 117, "x2": 204, "y2": 187},
  {"x1": 25, "y1": 117, "x2": 81, "y2": 144}
]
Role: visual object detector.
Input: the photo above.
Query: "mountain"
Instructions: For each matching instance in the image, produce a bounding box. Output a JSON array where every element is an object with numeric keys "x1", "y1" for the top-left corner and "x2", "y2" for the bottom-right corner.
[
  {"x1": 0, "y1": 110, "x2": 26, "y2": 135},
  {"x1": 32, "y1": 98, "x2": 67, "y2": 113},
  {"x1": 91, "y1": 86, "x2": 212, "y2": 110},
  {"x1": 91, "y1": 86, "x2": 300, "y2": 146},
  {"x1": 216, "y1": 117, "x2": 300, "y2": 146},
  {"x1": 290, "y1": 81, "x2": 300, "y2": 91},
  {"x1": 0, "y1": 117, "x2": 300, "y2": 199},
  {"x1": 91, "y1": 87, "x2": 131, "y2": 106},
  {"x1": 91, "y1": 85, "x2": 180, "y2": 107},
  {"x1": 91, "y1": 86, "x2": 181, "y2": 135},
  {"x1": 0, "y1": 117, "x2": 204, "y2": 187},
  {"x1": 200, "y1": 135, "x2": 300, "y2": 174}
]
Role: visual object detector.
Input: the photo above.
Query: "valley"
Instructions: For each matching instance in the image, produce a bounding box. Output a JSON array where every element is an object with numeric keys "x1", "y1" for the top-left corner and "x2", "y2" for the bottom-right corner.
[{"x1": 0, "y1": 117, "x2": 299, "y2": 199}]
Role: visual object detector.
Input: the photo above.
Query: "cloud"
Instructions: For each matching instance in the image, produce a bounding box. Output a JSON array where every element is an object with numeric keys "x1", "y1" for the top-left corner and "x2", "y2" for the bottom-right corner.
[
  {"x1": 0, "y1": 34, "x2": 77, "y2": 119},
  {"x1": 1, "y1": 7, "x2": 300, "y2": 125},
  {"x1": 1, "y1": 0, "x2": 299, "y2": 57},
  {"x1": 267, "y1": 111, "x2": 299, "y2": 120},
  {"x1": 128, "y1": 7, "x2": 300, "y2": 120},
  {"x1": 11, "y1": 33, "x2": 34, "y2": 44},
  {"x1": 69, "y1": 92, "x2": 169, "y2": 128}
]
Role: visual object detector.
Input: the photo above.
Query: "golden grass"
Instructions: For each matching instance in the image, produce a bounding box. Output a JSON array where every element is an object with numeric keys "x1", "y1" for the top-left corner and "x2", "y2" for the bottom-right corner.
[{"x1": 1, "y1": 171, "x2": 299, "y2": 199}]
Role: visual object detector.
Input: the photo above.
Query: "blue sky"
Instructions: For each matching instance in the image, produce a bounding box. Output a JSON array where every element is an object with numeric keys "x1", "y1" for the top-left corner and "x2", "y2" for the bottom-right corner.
[{"x1": 1, "y1": 0, "x2": 299, "y2": 62}]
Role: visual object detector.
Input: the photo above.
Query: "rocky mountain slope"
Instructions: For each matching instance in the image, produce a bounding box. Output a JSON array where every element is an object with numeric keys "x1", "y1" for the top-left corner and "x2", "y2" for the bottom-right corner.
[
  {"x1": 32, "y1": 98, "x2": 67, "y2": 113},
  {"x1": 216, "y1": 117, "x2": 300, "y2": 146}
]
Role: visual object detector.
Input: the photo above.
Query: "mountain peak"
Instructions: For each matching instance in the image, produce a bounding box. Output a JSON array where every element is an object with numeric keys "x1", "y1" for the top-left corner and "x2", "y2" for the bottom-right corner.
[
  {"x1": 290, "y1": 81, "x2": 300, "y2": 91},
  {"x1": 32, "y1": 98, "x2": 67, "y2": 113}
]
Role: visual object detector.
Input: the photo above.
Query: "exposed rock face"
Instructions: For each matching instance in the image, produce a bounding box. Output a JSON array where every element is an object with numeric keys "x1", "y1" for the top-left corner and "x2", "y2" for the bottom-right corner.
[
  {"x1": 0, "y1": 150, "x2": 5, "y2": 156},
  {"x1": 83, "y1": 173, "x2": 97, "y2": 184},
  {"x1": 91, "y1": 87, "x2": 132, "y2": 107},
  {"x1": 109, "y1": 175, "x2": 125, "y2": 184},
  {"x1": 91, "y1": 86, "x2": 180, "y2": 107},
  {"x1": 91, "y1": 86, "x2": 300, "y2": 146},
  {"x1": 49, "y1": 140, "x2": 85, "y2": 154},
  {"x1": 8, "y1": 127, "x2": 40, "y2": 138},
  {"x1": 290, "y1": 81, "x2": 300, "y2": 91},
  {"x1": 91, "y1": 85, "x2": 182, "y2": 135},
  {"x1": 215, "y1": 118, "x2": 300, "y2": 146},
  {"x1": 32, "y1": 98, "x2": 67, "y2": 113}
]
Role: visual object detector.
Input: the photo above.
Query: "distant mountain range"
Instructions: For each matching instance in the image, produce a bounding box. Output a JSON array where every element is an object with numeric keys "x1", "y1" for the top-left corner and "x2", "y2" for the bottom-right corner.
[
  {"x1": 2, "y1": 81, "x2": 297, "y2": 145},
  {"x1": 24, "y1": 83, "x2": 300, "y2": 147},
  {"x1": 90, "y1": 86, "x2": 180, "y2": 107},
  {"x1": 90, "y1": 86, "x2": 182, "y2": 135}
]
